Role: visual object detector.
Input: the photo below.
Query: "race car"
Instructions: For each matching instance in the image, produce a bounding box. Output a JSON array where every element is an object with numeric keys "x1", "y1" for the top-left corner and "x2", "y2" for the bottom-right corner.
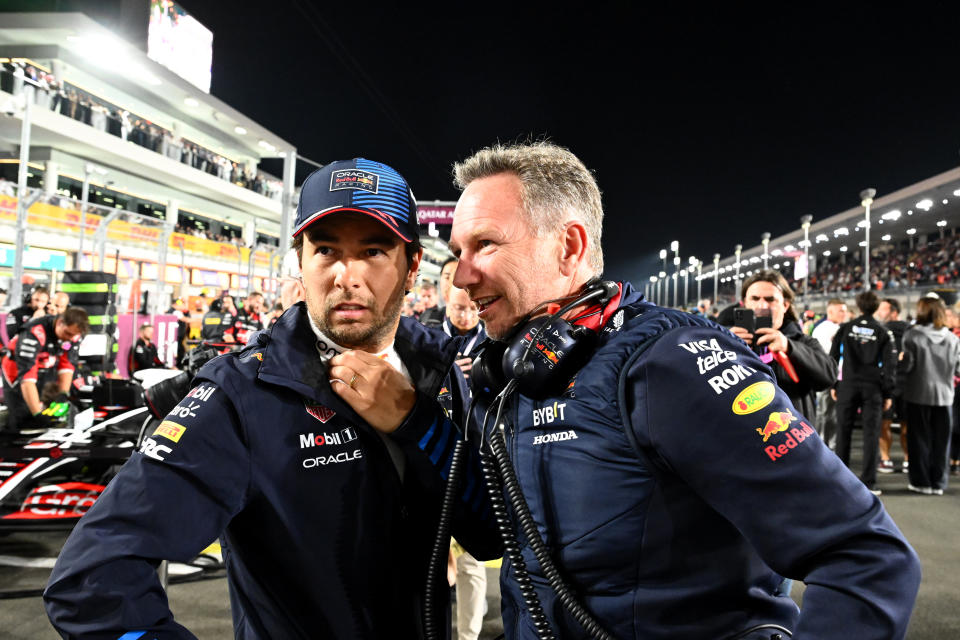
[{"x1": 0, "y1": 369, "x2": 190, "y2": 531}]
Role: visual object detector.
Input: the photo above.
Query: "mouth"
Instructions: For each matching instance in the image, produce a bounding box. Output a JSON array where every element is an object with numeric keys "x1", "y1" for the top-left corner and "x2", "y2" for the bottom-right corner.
[
  {"x1": 473, "y1": 295, "x2": 500, "y2": 317},
  {"x1": 331, "y1": 303, "x2": 369, "y2": 320}
]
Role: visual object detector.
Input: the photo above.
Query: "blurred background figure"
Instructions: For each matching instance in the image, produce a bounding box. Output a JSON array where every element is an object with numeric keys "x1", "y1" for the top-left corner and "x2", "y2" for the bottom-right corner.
[
  {"x1": 831, "y1": 292, "x2": 896, "y2": 495},
  {"x1": 418, "y1": 280, "x2": 444, "y2": 327},
  {"x1": 6, "y1": 286, "x2": 49, "y2": 338},
  {"x1": 278, "y1": 248, "x2": 305, "y2": 312},
  {"x1": 901, "y1": 296, "x2": 960, "y2": 495},
  {"x1": 51, "y1": 291, "x2": 70, "y2": 315},
  {"x1": 876, "y1": 298, "x2": 911, "y2": 474},
  {"x1": 129, "y1": 322, "x2": 166, "y2": 372},
  {"x1": 443, "y1": 285, "x2": 484, "y2": 382},
  {"x1": 812, "y1": 298, "x2": 847, "y2": 449}
]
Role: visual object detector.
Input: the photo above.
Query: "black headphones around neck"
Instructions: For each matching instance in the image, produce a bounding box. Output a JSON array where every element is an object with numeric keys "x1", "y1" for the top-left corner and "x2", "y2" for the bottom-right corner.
[{"x1": 471, "y1": 280, "x2": 619, "y2": 401}]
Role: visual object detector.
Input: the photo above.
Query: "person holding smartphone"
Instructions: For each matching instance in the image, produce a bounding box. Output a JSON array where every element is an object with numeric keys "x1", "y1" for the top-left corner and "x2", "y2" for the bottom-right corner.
[{"x1": 726, "y1": 270, "x2": 836, "y2": 419}]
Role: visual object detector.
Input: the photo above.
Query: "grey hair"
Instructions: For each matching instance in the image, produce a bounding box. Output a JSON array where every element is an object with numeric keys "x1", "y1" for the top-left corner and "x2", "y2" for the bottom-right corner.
[{"x1": 453, "y1": 141, "x2": 604, "y2": 275}]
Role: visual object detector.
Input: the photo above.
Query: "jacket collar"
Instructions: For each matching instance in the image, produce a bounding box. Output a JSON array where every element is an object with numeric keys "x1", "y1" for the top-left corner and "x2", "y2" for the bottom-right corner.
[{"x1": 252, "y1": 302, "x2": 459, "y2": 403}]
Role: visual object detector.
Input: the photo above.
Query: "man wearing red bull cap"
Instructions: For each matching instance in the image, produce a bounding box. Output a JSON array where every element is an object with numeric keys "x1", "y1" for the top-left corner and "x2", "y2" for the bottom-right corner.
[
  {"x1": 45, "y1": 158, "x2": 501, "y2": 639},
  {"x1": 450, "y1": 141, "x2": 920, "y2": 639}
]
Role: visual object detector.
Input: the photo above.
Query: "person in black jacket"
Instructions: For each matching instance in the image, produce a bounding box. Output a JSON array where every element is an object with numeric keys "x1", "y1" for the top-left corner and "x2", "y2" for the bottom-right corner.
[
  {"x1": 4, "y1": 286, "x2": 49, "y2": 342},
  {"x1": 44, "y1": 158, "x2": 500, "y2": 639},
  {"x1": 726, "y1": 270, "x2": 836, "y2": 420},
  {"x1": 830, "y1": 291, "x2": 897, "y2": 494},
  {"x1": 129, "y1": 323, "x2": 165, "y2": 372}
]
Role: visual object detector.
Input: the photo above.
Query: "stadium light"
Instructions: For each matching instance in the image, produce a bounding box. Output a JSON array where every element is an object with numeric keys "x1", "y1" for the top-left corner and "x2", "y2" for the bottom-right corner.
[
  {"x1": 823, "y1": 250, "x2": 831, "y2": 257},
  {"x1": 915, "y1": 198, "x2": 933, "y2": 211},
  {"x1": 184, "y1": 97, "x2": 200, "y2": 108},
  {"x1": 713, "y1": 253, "x2": 720, "y2": 305},
  {"x1": 800, "y1": 214, "x2": 813, "y2": 301},
  {"x1": 761, "y1": 232, "x2": 770, "y2": 269},
  {"x1": 834, "y1": 227, "x2": 849, "y2": 236},
  {"x1": 840, "y1": 246, "x2": 848, "y2": 252},
  {"x1": 953, "y1": 189, "x2": 960, "y2": 197},
  {"x1": 234, "y1": 126, "x2": 247, "y2": 135},
  {"x1": 906, "y1": 228, "x2": 917, "y2": 235},
  {"x1": 881, "y1": 234, "x2": 891, "y2": 241},
  {"x1": 815, "y1": 233, "x2": 828, "y2": 243},
  {"x1": 734, "y1": 244, "x2": 743, "y2": 298}
]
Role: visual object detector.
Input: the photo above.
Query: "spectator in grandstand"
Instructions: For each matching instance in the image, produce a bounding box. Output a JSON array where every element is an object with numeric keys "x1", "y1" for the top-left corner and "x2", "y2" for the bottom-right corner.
[
  {"x1": 901, "y1": 296, "x2": 960, "y2": 495},
  {"x1": 727, "y1": 270, "x2": 836, "y2": 420},
  {"x1": 5, "y1": 286, "x2": 49, "y2": 339},
  {"x1": 44, "y1": 157, "x2": 499, "y2": 638},
  {"x1": 876, "y1": 297, "x2": 911, "y2": 474},
  {"x1": 129, "y1": 323, "x2": 166, "y2": 372},
  {"x1": 1, "y1": 307, "x2": 88, "y2": 432},
  {"x1": 811, "y1": 299, "x2": 846, "y2": 448},
  {"x1": 417, "y1": 281, "x2": 444, "y2": 327},
  {"x1": 830, "y1": 292, "x2": 896, "y2": 495},
  {"x1": 227, "y1": 292, "x2": 265, "y2": 344}
]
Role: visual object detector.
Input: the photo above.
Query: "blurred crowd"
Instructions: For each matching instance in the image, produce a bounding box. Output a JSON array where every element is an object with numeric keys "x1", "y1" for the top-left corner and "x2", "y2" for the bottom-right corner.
[{"x1": 793, "y1": 230, "x2": 960, "y2": 294}]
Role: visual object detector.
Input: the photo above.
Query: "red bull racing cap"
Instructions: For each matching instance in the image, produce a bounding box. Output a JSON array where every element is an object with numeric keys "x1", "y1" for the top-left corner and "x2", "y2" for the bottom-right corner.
[{"x1": 292, "y1": 158, "x2": 420, "y2": 242}]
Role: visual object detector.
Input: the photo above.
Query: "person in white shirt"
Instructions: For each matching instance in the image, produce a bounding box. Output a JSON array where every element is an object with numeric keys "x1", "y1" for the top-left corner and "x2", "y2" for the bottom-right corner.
[{"x1": 813, "y1": 298, "x2": 847, "y2": 449}]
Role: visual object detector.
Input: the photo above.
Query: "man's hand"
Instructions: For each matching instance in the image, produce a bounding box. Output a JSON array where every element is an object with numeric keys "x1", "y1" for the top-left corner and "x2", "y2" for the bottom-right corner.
[
  {"x1": 455, "y1": 355, "x2": 473, "y2": 379},
  {"x1": 884, "y1": 398, "x2": 893, "y2": 411},
  {"x1": 329, "y1": 350, "x2": 416, "y2": 433},
  {"x1": 729, "y1": 325, "x2": 753, "y2": 344},
  {"x1": 755, "y1": 327, "x2": 789, "y2": 353},
  {"x1": 28, "y1": 411, "x2": 56, "y2": 429}
]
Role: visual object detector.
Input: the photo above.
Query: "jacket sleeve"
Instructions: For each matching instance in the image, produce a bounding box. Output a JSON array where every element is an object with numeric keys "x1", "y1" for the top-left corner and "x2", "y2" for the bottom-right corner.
[
  {"x1": 626, "y1": 325, "x2": 921, "y2": 640},
  {"x1": 390, "y1": 368, "x2": 502, "y2": 562},
  {"x1": 44, "y1": 379, "x2": 251, "y2": 639},
  {"x1": 786, "y1": 333, "x2": 837, "y2": 391}
]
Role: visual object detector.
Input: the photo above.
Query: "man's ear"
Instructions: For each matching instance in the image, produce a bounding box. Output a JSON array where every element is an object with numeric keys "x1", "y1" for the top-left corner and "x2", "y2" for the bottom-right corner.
[
  {"x1": 405, "y1": 248, "x2": 424, "y2": 291},
  {"x1": 558, "y1": 221, "x2": 588, "y2": 277}
]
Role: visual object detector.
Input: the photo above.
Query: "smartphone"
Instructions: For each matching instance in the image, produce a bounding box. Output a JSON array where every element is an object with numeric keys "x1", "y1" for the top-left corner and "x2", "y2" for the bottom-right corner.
[
  {"x1": 755, "y1": 313, "x2": 773, "y2": 331},
  {"x1": 733, "y1": 308, "x2": 755, "y2": 334}
]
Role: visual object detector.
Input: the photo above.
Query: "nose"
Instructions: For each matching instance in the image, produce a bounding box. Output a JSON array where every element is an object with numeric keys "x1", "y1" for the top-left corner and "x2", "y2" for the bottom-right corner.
[
  {"x1": 452, "y1": 257, "x2": 478, "y2": 292},
  {"x1": 333, "y1": 257, "x2": 364, "y2": 290}
]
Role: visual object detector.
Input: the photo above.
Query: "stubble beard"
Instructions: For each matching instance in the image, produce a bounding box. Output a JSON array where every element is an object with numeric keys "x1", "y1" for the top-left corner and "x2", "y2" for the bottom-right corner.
[{"x1": 306, "y1": 282, "x2": 406, "y2": 351}]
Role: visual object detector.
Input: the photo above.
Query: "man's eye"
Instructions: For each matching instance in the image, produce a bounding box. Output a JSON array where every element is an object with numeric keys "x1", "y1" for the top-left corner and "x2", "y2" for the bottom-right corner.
[
  {"x1": 366, "y1": 248, "x2": 385, "y2": 257},
  {"x1": 478, "y1": 239, "x2": 493, "y2": 249},
  {"x1": 316, "y1": 246, "x2": 333, "y2": 256}
]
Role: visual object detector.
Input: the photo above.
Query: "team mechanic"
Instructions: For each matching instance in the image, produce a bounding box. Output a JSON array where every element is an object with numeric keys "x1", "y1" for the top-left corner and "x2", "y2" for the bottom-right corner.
[
  {"x1": 1, "y1": 307, "x2": 88, "y2": 432},
  {"x1": 44, "y1": 158, "x2": 500, "y2": 639},
  {"x1": 448, "y1": 142, "x2": 921, "y2": 640}
]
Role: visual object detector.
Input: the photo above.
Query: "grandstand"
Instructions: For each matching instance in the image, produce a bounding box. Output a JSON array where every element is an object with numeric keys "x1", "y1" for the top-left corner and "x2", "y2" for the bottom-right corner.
[
  {"x1": 0, "y1": 10, "x2": 297, "y2": 312},
  {"x1": 650, "y1": 165, "x2": 960, "y2": 311}
]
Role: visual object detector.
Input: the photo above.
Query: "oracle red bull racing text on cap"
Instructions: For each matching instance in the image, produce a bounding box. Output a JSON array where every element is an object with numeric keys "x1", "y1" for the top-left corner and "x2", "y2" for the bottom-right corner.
[{"x1": 292, "y1": 158, "x2": 420, "y2": 242}]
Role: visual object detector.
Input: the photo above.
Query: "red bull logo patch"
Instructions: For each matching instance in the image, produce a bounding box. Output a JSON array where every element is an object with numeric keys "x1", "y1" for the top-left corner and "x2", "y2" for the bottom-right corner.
[
  {"x1": 756, "y1": 409, "x2": 797, "y2": 442},
  {"x1": 765, "y1": 420, "x2": 816, "y2": 461}
]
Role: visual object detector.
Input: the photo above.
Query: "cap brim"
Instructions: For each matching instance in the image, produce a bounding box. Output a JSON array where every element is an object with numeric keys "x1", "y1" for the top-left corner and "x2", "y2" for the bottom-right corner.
[{"x1": 292, "y1": 207, "x2": 413, "y2": 242}]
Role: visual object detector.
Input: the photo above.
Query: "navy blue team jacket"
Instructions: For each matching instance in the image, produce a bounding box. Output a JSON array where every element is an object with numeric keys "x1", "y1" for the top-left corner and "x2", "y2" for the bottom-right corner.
[
  {"x1": 495, "y1": 283, "x2": 920, "y2": 640},
  {"x1": 44, "y1": 303, "x2": 500, "y2": 639}
]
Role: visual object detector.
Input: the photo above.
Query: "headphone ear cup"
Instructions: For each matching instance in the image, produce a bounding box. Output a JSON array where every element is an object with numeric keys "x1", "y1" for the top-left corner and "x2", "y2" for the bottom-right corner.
[{"x1": 470, "y1": 340, "x2": 508, "y2": 399}]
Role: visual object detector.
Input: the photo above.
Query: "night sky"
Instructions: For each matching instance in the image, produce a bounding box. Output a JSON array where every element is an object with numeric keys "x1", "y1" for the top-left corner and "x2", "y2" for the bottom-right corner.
[{"x1": 181, "y1": 2, "x2": 960, "y2": 283}]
